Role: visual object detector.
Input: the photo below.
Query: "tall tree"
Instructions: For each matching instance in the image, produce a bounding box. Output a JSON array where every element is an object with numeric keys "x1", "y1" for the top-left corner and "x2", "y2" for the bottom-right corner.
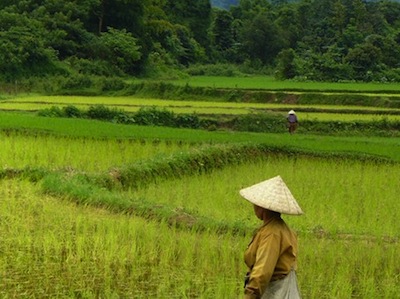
[
  {"x1": 274, "y1": 4, "x2": 300, "y2": 48},
  {"x1": 98, "y1": 27, "x2": 141, "y2": 74},
  {"x1": 240, "y1": 12, "x2": 287, "y2": 65},
  {"x1": 164, "y1": 0, "x2": 212, "y2": 50},
  {"x1": 94, "y1": 0, "x2": 146, "y2": 36},
  {"x1": 0, "y1": 11, "x2": 58, "y2": 81},
  {"x1": 345, "y1": 43, "x2": 382, "y2": 80},
  {"x1": 210, "y1": 9, "x2": 235, "y2": 59},
  {"x1": 378, "y1": 0, "x2": 400, "y2": 26}
]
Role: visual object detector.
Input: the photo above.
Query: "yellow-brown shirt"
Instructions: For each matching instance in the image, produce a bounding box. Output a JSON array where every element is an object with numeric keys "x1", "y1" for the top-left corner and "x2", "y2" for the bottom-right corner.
[{"x1": 244, "y1": 216, "x2": 298, "y2": 299}]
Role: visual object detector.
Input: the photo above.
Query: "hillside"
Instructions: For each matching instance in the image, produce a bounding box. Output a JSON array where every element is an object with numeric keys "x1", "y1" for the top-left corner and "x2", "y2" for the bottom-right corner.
[
  {"x1": 211, "y1": 0, "x2": 400, "y2": 9},
  {"x1": 2, "y1": 0, "x2": 400, "y2": 84}
]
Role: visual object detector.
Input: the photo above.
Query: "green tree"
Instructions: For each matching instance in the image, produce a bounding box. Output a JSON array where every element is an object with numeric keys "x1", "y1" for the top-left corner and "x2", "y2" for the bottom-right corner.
[
  {"x1": 233, "y1": 0, "x2": 271, "y2": 19},
  {"x1": 2, "y1": 0, "x2": 101, "y2": 60},
  {"x1": 332, "y1": 0, "x2": 346, "y2": 36},
  {"x1": 274, "y1": 4, "x2": 300, "y2": 48},
  {"x1": 98, "y1": 27, "x2": 142, "y2": 74},
  {"x1": 0, "y1": 11, "x2": 58, "y2": 81},
  {"x1": 378, "y1": 0, "x2": 400, "y2": 26},
  {"x1": 210, "y1": 9, "x2": 235, "y2": 60},
  {"x1": 92, "y1": 0, "x2": 146, "y2": 36},
  {"x1": 345, "y1": 43, "x2": 382, "y2": 80},
  {"x1": 346, "y1": 0, "x2": 372, "y2": 33},
  {"x1": 240, "y1": 12, "x2": 287, "y2": 65},
  {"x1": 365, "y1": 34, "x2": 400, "y2": 68},
  {"x1": 275, "y1": 48, "x2": 296, "y2": 79},
  {"x1": 164, "y1": 0, "x2": 211, "y2": 50}
]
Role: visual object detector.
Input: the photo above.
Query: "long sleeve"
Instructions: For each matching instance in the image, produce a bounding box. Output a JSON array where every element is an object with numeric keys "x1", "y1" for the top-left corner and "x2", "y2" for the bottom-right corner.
[
  {"x1": 243, "y1": 217, "x2": 298, "y2": 299},
  {"x1": 244, "y1": 233, "x2": 281, "y2": 298}
]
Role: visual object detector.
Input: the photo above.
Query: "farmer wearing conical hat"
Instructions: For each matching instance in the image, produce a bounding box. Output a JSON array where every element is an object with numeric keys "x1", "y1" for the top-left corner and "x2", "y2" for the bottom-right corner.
[
  {"x1": 287, "y1": 110, "x2": 298, "y2": 134},
  {"x1": 240, "y1": 175, "x2": 303, "y2": 299}
]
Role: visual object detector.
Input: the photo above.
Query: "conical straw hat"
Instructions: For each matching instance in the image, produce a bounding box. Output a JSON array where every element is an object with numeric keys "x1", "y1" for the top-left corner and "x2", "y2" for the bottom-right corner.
[
  {"x1": 240, "y1": 175, "x2": 303, "y2": 215},
  {"x1": 288, "y1": 110, "x2": 296, "y2": 114}
]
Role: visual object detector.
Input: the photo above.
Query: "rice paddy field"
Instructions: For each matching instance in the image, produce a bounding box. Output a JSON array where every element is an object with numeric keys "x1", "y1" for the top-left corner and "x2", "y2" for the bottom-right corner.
[
  {"x1": 2, "y1": 95, "x2": 400, "y2": 122},
  {"x1": 0, "y1": 115, "x2": 399, "y2": 298},
  {"x1": 143, "y1": 75, "x2": 400, "y2": 92},
  {"x1": 1, "y1": 78, "x2": 400, "y2": 298},
  {"x1": 0, "y1": 131, "x2": 196, "y2": 172}
]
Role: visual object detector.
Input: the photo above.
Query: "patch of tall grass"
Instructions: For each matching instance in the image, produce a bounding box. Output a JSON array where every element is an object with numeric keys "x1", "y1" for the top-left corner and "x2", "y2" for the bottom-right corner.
[
  {"x1": 1, "y1": 112, "x2": 399, "y2": 162},
  {"x1": 168, "y1": 75, "x2": 400, "y2": 92},
  {"x1": 126, "y1": 155, "x2": 400, "y2": 238},
  {"x1": 302, "y1": 112, "x2": 400, "y2": 122},
  {"x1": 0, "y1": 179, "x2": 246, "y2": 298},
  {"x1": 0, "y1": 131, "x2": 195, "y2": 172},
  {"x1": 2, "y1": 166, "x2": 400, "y2": 298},
  {"x1": 299, "y1": 235, "x2": 400, "y2": 298}
]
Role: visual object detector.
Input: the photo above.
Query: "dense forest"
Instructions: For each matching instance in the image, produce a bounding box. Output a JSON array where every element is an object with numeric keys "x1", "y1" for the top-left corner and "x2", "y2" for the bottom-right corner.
[
  {"x1": 211, "y1": 0, "x2": 400, "y2": 10},
  {"x1": 1, "y1": 0, "x2": 400, "y2": 84}
]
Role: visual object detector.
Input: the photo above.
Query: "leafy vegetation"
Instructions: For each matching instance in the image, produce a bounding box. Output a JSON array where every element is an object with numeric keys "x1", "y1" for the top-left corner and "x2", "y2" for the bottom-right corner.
[{"x1": 1, "y1": 0, "x2": 400, "y2": 84}]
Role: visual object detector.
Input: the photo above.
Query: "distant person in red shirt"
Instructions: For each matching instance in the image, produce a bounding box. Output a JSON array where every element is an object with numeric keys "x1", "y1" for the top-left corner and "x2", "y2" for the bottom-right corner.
[{"x1": 287, "y1": 110, "x2": 298, "y2": 134}]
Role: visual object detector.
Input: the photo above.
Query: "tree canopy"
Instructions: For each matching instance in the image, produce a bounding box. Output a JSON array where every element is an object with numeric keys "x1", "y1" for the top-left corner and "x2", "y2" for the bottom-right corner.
[{"x1": 1, "y1": 0, "x2": 400, "y2": 82}]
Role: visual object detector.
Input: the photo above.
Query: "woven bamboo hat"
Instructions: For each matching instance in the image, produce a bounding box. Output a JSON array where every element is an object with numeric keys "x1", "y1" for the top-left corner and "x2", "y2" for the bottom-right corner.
[
  {"x1": 288, "y1": 110, "x2": 296, "y2": 114},
  {"x1": 240, "y1": 175, "x2": 303, "y2": 215}
]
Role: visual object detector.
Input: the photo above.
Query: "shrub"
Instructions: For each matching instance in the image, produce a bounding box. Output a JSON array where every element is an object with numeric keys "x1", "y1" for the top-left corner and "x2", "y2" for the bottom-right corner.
[
  {"x1": 61, "y1": 74, "x2": 93, "y2": 90},
  {"x1": 86, "y1": 105, "x2": 121, "y2": 121},
  {"x1": 185, "y1": 63, "x2": 242, "y2": 76},
  {"x1": 63, "y1": 105, "x2": 82, "y2": 118},
  {"x1": 114, "y1": 113, "x2": 135, "y2": 124},
  {"x1": 229, "y1": 113, "x2": 286, "y2": 133},
  {"x1": 133, "y1": 107, "x2": 176, "y2": 126},
  {"x1": 37, "y1": 106, "x2": 64, "y2": 117},
  {"x1": 175, "y1": 114, "x2": 201, "y2": 128},
  {"x1": 65, "y1": 57, "x2": 122, "y2": 77},
  {"x1": 99, "y1": 77, "x2": 127, "y2": 92},
  {"x1": 200, "y1": 119, "x2": 220, "y2": 131}
]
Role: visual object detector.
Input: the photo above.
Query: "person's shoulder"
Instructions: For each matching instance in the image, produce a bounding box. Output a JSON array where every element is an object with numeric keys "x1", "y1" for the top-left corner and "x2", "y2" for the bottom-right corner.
[{"x1": 258, "y1": 218, "x2": 285, "y2": 234}]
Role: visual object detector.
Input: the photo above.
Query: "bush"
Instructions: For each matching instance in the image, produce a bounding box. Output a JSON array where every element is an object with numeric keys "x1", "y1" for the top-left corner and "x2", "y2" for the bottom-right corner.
[
  {"x1": 62, "y1": 105, "x2": 82, "y2": 118},
  {"x1": 229, "y1": 113, "x2": 286, "y2": 133},
  {"x1": 175, "y1": 114, "x2": 201, "y2": 128},
  {"x1": 86, "y1": 105, "x2": 121, "y2": 121},
  {"x1": 65, "y1": 57, "x2": 123, "y2": 77},
  {"x1": 185, "y1": 63, "x2": 242, "y2": 76},
  {"x1": 37, "y1": 106, "x2": 64, "y2": 117},
  {"x1": 61, "y1": 74, "x2": 93, "y2": 90},
  {"x1": 99, "y1": 77, "x2": 127, "y2": 92},
  {"x1": 133, "y1": 107, "x2": 176, "y2": 126}
]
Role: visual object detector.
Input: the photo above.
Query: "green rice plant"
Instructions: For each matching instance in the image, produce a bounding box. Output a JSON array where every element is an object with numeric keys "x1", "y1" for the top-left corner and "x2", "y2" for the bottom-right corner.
[
  {"x1": 4, "y1": 95, "x2": 400, "y2": 115},
  {"x1": 0, "y1": 179, "x2": 248, "y2": 298},
  {"x1": 0, "y1": 130, "x2": 196, "y2": 172},
  {"x1": 299, "y1": 235, "x2": 400, "y2": 298},
  {"x1": 0, "y1": 112, "x2": 400, "y2": 162},
  {"x1": 2, "y1": 90, "x2": 400, "y2": 299},
  {"x1": 301, "y1": 112, "x2": 400, "y2": 122},
  {"x1": 2, "y1": 167, "x2": 400, "y2": 298},
  {"x1": 125, "y1": 155, "x2": 400, "y2": 238},
  {"x1": 167, "y1": 75, "x2": 400, "y2": 92}
]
